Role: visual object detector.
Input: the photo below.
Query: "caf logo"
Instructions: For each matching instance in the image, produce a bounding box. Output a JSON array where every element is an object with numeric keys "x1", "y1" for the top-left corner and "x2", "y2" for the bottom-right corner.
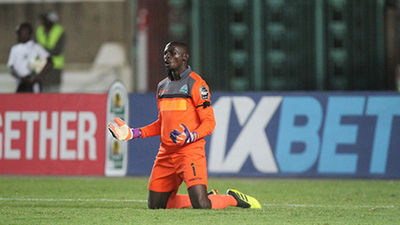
[
  {"x1": 113, "y1": 92, "x2": 122, "y2": 107},
  {"x1": 112, "y1": 140, "x2": 120, "y2": 154}
]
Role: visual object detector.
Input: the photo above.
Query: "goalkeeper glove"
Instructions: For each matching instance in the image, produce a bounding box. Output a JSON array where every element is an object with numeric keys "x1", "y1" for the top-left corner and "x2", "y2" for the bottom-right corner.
[
  {"x1": 108, "y1": 117, "x2": 141, "y2": 141},
  {"x1": 170, "y1": 124, "x2": 198, "y2": 146}
]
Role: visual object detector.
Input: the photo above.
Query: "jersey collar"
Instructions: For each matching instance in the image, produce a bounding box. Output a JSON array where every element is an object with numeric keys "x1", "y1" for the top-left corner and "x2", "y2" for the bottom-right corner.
[
  {"x1": 179, "y1": 66, "x2": 192, "y2": 79},
  {"x1": 169, "y1": 66, "x2": 192, "y2": 81}
]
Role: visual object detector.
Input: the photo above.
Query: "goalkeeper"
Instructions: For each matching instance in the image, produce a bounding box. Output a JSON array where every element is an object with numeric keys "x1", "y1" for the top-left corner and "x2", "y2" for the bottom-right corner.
[{"x1": 109, "y1": 41, "x2": 261, "y2": 209}]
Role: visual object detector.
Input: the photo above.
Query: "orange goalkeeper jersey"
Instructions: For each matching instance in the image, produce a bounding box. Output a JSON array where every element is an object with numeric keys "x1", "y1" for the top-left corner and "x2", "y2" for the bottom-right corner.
[{"x1": 139, "y1": 67, "x2": 216, "y2": 153}]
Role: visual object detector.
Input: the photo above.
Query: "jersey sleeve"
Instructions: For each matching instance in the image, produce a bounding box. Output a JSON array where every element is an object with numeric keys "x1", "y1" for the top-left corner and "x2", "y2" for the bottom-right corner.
[
  {"x1": 139, "y1": 113, "x2": 161, "y2": 138},
  {"x1": 36, "y1": 44, "x2": 50, "y2": 59},
  {"x1": 7, "y1": 46, "x2": 15, "y2": 68},
  {"x1": 138, "y1": 92, "x2": 161, "y2": 138},
  {"x1": 191, "y1": 79, "x2": 216, "y2": 139}
]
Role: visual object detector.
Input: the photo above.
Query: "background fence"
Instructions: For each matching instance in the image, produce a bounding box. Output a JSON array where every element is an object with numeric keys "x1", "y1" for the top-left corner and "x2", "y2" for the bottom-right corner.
[
  {"x1": 0, "y1": 0, "x2": 398, "y2": 93},
  {"x1": 165, "y1": 0, "x2": 394, "y2": 91}
]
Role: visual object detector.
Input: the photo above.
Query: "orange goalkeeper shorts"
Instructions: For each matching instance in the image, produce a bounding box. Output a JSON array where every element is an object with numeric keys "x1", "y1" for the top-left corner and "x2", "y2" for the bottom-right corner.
[{"x1": 147, "y1": 146, "x2": 208, "y2": 192}]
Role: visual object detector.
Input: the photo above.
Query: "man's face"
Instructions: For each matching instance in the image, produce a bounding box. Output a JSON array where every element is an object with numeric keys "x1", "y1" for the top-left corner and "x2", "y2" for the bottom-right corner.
[
  {"x1": 17, "y1": 28, "x2": 31, "y2": 43},
  {"x1": 163, "y1": 43, "x2": 186, "y2": 71},
  {"x1": 42, "y1": 18, "x2": 53, "y2": 28}
]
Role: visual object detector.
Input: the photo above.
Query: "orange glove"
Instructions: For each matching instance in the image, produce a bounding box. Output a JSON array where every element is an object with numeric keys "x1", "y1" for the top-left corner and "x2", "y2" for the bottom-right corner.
[{"x1": 108, "y1": 117, "x2": 141, "y2": 141}]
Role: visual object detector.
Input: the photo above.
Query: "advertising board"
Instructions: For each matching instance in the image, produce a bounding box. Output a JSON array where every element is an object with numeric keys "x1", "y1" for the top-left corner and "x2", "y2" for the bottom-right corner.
[
  {"x1": 128, "y1": 92, "x2": 400, "y2": 178},
  {"x1": 0, "y1": 94, "x2": 106, "y2": 175}
]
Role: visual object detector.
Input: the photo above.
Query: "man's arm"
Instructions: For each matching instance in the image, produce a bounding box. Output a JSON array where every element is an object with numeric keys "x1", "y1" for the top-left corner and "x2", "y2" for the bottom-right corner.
[
  {"x1": 9, "y1": 66, "x2": 20, "y2": 79},
  {"x1": 170, "y1": 79, "x2": 216, "y2": 145},
  {"x1": 191, "y1": 80, "x2": 216, "y2": 139},
  {"x1": 139, "y1": 114, "x2": 162, "y2": 138},
  {"x1": 138, "y1": 92, "x2": 162, "y2": 138},
  {"x1": 49, "y1": 32, "x2": 65, "y2": 55},
  {"x1": 7, "y1": 48, "x2": 19, "y2": 79}
]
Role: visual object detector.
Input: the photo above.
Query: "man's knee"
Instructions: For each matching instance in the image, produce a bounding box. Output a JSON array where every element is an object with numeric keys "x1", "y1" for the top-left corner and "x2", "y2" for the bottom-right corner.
[
  {"x1": 191, "y1": 196, "x2": 211, "y2": 209},
  {"x1": 188, "y1": 185, "x2": 211, "y2": 209},
  {"x1": 148, "y1": 190, "x2": 171, "y2": 209},
  {"x1": 148, "y1": 201, "x2": 166, "y2": 209}
]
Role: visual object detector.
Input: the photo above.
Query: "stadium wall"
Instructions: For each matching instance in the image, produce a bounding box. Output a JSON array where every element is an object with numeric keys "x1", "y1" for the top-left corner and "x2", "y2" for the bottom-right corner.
[
  {"x1": 1, "y1": 92, "x2": 400, "y2": 178},
  {"x1": 0, "y1": 1, "x2": 132, "y2": 64}
]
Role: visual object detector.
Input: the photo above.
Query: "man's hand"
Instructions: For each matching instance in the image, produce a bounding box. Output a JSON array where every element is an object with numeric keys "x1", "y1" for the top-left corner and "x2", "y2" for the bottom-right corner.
[
  {"x1": 108, "y1": 117, "x2": 141, "y2": 141},
  {"x1": 20, "y1": 76, "x2": 33, "y2": 84},
  {"x1": 170, "y1": 124, "x2": 198, "y2": 146}
]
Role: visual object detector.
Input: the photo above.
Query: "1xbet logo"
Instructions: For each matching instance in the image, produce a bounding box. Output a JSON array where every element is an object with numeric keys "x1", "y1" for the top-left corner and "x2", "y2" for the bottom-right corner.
[{"x1": 208, "y1": 96, "x2": 400, "y2": 175}]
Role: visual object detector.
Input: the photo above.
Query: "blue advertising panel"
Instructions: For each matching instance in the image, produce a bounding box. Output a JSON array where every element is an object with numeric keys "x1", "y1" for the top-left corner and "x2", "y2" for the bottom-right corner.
[{"x1": 128, "y1": 92, "x2": 400, "y2": 178}]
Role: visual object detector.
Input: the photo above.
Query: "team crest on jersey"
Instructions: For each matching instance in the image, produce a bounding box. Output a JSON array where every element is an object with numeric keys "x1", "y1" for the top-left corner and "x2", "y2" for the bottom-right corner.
[
  {"x1": 200, "y1": 86, "x2": 209, "y2": 100},
  {"x1": 179, "y1": 84, "x2": 188, "y2": 94}
]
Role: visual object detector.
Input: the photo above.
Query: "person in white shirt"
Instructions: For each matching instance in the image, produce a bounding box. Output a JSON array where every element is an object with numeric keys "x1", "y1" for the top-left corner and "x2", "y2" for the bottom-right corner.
[{"x1": 7, "y1": 22, "x2": 52, "y2": 93}]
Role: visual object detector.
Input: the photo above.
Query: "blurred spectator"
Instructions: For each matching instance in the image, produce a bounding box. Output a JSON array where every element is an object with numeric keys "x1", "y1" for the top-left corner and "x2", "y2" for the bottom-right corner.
[
  {"x1": 7, "y1": 22, "x2": 52, "y2": 93},
  {"x1": 36, "y1": 11, "x2": 65, "y2": 92}
]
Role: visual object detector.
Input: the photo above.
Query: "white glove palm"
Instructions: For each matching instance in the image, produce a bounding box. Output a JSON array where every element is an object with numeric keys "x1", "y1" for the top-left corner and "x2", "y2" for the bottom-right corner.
[{"x1": 108, "y1": 118, "x2": 133, "y2": 141}]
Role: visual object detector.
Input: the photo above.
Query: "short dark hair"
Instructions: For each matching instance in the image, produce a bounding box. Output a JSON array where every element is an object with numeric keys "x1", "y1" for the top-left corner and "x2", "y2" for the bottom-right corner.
[
  {"x1": 168, "y1": 41, "x2": 189, "y2": 54},
  {"x1": 16, "y1": 22, "x2": 33, "y2": 35}
]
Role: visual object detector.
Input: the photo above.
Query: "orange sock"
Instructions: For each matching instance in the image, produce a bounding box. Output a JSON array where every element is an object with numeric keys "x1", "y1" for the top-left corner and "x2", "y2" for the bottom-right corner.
[
  {"x1": 166, "y1": 194, "x2": 237, "y2": 209},
  {"x1": 209, "y1": 195, "x2": 237, "y2": 209},
  {"x1": 166, "y1": 194, "x2": 192, "y2": 209}
]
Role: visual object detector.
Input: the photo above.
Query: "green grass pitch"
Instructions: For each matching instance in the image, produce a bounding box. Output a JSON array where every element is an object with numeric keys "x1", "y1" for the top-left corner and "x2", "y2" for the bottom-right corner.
[{"x1": 0, "y1": 176, "x2": 399, "y2": 225}]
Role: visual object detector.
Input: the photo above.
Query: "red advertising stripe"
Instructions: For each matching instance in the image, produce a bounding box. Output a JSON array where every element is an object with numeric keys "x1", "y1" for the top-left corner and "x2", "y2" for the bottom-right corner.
[{"x1": 0, "y1": 94, "x2": 107, "y2": 175}]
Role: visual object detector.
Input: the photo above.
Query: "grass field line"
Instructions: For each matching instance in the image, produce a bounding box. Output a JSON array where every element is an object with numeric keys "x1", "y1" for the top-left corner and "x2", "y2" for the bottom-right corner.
[
  {"x1": 0, "y1": 197, "x2": 147, "y2": 203},
  {"x1": 262, "y1": 203, "x2": 396, "y2": 209},
  {"x1": 0, "y1": 197, "x2": 396, "y2": 209}
]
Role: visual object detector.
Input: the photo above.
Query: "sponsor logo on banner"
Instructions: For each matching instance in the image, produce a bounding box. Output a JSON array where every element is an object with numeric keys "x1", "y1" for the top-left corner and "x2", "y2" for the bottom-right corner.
[
  {"x1": 105, "y1": 81, "x2": 129, "y2": 177},
  {"x1": 0, "y1": 94, "x2": 107, "y2": 175},
  {"x1": 208, "y1": 94, "x2": 400, "y2": 177},
  {"x1": 209, "y1": 96, "x2": 280, "y2": 173},
  {"x1": 126, "y1": 93, "x2": 400, "y2": 178}
]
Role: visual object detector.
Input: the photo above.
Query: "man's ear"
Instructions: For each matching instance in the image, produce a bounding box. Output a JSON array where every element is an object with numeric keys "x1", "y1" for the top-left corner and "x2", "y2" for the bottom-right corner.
[{"x1": 183, "y1": 53, "x2": 189, "y2": 62}]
